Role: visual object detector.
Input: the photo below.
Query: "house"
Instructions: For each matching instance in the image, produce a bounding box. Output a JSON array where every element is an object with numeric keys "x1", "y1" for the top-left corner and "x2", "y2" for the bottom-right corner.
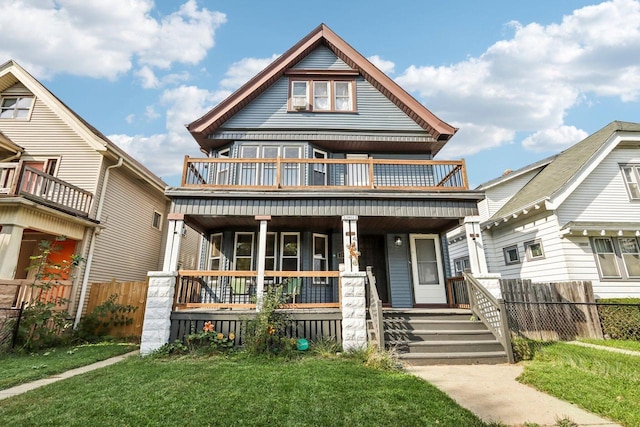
[
  {"x1": 141, "y1": 24, "x2": 486, "y2": 355},
  {"x1": 0, "y1": 60, "x2": 198, "y2": 325},
  {"x1": 447, "y1": 121, "x2": 640, "y2": 299}
]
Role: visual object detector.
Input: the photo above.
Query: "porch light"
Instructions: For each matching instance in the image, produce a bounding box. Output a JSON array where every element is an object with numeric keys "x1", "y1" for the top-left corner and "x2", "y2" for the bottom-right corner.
[{"x1": 394, "y1": 236, "x2": 403, "y2": 247}]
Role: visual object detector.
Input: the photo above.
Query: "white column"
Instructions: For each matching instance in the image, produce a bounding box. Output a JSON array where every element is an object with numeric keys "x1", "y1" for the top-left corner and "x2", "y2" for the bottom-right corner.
[
  {"x1": 340, "y1": 271, "x2": 367, "y2": 351},
  {"x1": 0, "y1": 224, "x2": 24, "y2": 279},
  {"x1": 140, "y1": 271, "x2": 177, "y2": 355},
  {"x1": 464, "y1": 216, "x2": 489, "y2": 275},
  {"x1": 254, "y1": 216, "x2": 271, "y2": 310},
  {"x1": 162, "y1": 213, "x2": 185, "y2": 272},
  {"x1": 341, "y1": 215, "x2": 359, "y2": 273}
]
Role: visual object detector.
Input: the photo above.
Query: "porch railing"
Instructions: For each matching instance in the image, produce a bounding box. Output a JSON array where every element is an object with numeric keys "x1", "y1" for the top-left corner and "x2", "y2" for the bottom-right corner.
[
  {"x1": 0, "y1": 162, "x2": 93, "y2": 216},
  {"x1": 464, "y1": 273, "x2": 514, "y2": 363},
  {"x1": 0, "y1": 279, "x2": 72, "y2": 311},
  {"x1": 365, "y1": 266, "x2": 384, "y2": 349},
  {"x1": 175, "y1": 270, "x2": 341, "y2": 310},
  {"x1": 182, "y1": 156, "x2": 468, "y2": 191},
  {"x1": 445, "y1": 276, "x2": 470, "y2": 308}
]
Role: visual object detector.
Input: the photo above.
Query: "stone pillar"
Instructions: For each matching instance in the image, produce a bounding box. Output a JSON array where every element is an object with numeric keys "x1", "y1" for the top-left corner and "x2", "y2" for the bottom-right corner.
[
  {"x1": 140, "y1": 271, "x2": 177, "y2": 355},
  {"x1": 0, "y1": 224, "x2": 24, "y2": 279},
  {"x1": 162, "y1": 213, "x2": 185, "y2": 271},
  {"x1": 341, "y1": 215, "x2": 359, "y2": 273},
  {"x1": 340, "y1": 271, "x2": 367, "y2": 351},
  {"x1": 254, "y1": 216, "x2": 271, "y2": 310},
  {"x1": 464, "y1": 216, "x2": 489, "y2": 275}
]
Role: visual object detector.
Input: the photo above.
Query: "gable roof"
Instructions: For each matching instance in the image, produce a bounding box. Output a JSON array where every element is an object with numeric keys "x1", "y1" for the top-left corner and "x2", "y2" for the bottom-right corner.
[
  {"x1": 0, "y1": 129, "x2": 23, "y2": 155},
  {"x1": 485, "y1": 121, "x2": 640, "y2": 225},
  {"x1": 188, "y1": 23, "x2": 457, "y2": 154},
  {"x1": 0, "y1": 60, "x2": 166, "y2": 192}
]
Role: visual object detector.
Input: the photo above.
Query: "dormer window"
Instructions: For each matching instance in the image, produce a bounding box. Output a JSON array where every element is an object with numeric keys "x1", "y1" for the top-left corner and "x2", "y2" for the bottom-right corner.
[
  {"x1": 288, "y1": 77, "x2": 355, "y2": 112},
  {"x1": 1, "y1": 96, "x2": 33, "y2": 119}
]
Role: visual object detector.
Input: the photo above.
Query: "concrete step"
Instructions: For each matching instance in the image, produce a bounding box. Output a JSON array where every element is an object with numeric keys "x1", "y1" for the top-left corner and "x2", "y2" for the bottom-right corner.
[
  {"x1": 385, "y1": 329, "x2": 496, "y2": 341},
  {"x1": 399, "y1": 351, "x2": 508, "y2": 366},
  {"x1": 384, "y1": 319, "x2": 488, "y2": 331},
  {"x1": 384, "y1": 312, "x2": 474, "y2": 322},
  {"x1": 390, "y1": 339, "x2": 505, "y2": 354}
]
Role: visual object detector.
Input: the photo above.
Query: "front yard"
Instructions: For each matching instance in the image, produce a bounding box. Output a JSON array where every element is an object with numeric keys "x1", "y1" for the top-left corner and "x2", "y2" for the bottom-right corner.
[{"x1": 0, "y1": 354, "x2": 489, "y2": 427}]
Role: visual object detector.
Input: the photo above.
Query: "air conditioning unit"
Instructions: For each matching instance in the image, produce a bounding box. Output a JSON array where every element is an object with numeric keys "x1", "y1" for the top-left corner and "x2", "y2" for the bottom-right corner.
[{"x1": 292, "y1": 97, "x2": 307, "y2": 109}]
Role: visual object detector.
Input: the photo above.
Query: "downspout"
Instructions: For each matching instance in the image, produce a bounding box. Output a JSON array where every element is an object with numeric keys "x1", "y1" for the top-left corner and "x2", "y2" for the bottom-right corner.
[{"x1": 73, "y1": 157, "x2": 124, "y2": 328}]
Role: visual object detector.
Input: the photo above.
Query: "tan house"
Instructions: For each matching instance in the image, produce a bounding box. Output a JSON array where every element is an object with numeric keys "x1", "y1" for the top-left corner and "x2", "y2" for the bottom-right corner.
[{"x1": 0, "y1": 60, "x2": 197, "y2": 324}]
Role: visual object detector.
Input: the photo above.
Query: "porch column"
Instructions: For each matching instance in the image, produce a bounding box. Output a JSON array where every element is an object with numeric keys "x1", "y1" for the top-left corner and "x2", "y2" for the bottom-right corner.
[
  {"x1": 140, "y1": 271, "x2": 177, "y2": 355},
  {"x1": 162, "y1": 213, "x2": 185, "y2": 271},
  {"x1": 340, "y1": 271, "x2": 367, "y2": 351},
  {"x1": 341, "y1": 215, "x2": 359, "y2": 272},
  {"x1": 0, "y1": 224, "x2": 24, "y2": 279},
  {"x1": 464, "y1": 216, "x2": 488, "y2": 275},
  {"x1": 255, "y1": 216, "x2": 271, "y2": 310}
]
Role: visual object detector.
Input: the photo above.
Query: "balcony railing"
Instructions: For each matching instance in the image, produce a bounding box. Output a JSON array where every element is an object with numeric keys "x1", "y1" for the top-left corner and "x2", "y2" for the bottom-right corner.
[
  {"x1": 175, "y1": 270, "x2": 341, "y2": 310},
  {"x1": 0, "y1": 162, "x2": 93, "y2": 217},
  {"x1": 182, "y1": 156, "x2": 468, "y2": 191}
]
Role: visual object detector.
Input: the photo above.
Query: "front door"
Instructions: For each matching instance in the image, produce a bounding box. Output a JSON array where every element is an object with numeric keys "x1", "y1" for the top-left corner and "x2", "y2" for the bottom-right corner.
[
  {"x1": 409, "y1": 234, "x2": 446, "y2": 304},
  {"x1": 358, "y1": 235, "x2": 389, "y2": 304}
]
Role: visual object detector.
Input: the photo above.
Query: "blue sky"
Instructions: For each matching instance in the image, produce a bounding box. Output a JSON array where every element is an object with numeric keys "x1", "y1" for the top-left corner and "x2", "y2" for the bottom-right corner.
[{"x1": 2, "y1": 0, "x2": 639, "y2": 187}]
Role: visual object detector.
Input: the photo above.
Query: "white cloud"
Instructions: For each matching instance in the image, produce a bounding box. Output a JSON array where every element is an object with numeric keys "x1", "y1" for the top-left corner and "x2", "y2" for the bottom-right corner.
[
  {"x1": 125, "y1": 114, "x2": 135, "y2": 124},
  {"x1": 396, "y1": 0, "x2": 640, "y2": 156},
  {"x1": 438, "y1": 123, "x2": 516, "y2": 158},
  {"x1": 0, "y1": 0, "x2": 226, "y2": 81},
  {"x1": 219, "y1": 54, "x2": 280, "y2": 90},
  {"x1": 145, "y1": 106, "x2": 161, "y2": 121},
  {"x1": 368, "y1": 55, "x2": 395, "y2": 75},
  {"x1": 521, "y1": 126, "x2": 589, "y2": 152}
]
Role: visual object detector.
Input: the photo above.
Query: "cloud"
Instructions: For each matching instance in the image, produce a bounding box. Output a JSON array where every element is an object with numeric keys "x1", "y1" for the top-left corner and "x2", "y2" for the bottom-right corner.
[
  {"x1": 521, "y1": 126, "x2": 589, "y2": 152},
  {"x1": 438, "y1": 123, "x2": 516, "y2": 158},
  {"x1": 368, "y1": 55, "x2": 395, "y2": 75},
  {"x1": 0, "y1": 0, "x2": 226, "y2": 81},
  {"x1": 219, "y1": 54, "x2": 280, "y2": 90},
  {"x1": 396, "y1": 0, "x2": 640, "y2": 156}
]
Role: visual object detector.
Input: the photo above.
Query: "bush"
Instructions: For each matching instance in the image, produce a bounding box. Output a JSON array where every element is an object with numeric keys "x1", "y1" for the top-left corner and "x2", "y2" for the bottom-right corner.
[
  {"x1": 152, "y1": 322, "x2": 235, "y2": 357},
  {"x1": 597, "y1": 298, "x2": 640, "y2": 341},
  {"x1": 346, "y1": 344, "x2": 403, "y2": 371},
  {"x1": 75, "y1": 294, "x2": 138, "y2": 342}
]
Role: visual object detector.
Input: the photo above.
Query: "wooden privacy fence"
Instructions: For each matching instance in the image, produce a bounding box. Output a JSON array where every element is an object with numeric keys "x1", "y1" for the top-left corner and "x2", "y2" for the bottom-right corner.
[
  {"x1": 85, "y1": 280, "x2": 148, "y2": 339},
  {"x1": 501, "y1": 279, "x2": 603, "y2": 341}
]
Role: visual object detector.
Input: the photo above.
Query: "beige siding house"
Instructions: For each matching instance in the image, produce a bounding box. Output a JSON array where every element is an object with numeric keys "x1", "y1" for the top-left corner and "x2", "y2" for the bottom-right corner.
[{"x1": 0, "y1": 60, "x2": 195, "y2": 322}]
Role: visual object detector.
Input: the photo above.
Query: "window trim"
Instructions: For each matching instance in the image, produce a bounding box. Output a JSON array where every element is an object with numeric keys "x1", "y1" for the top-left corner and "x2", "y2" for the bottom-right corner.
[
  {"x1": 288, "y1": 77, "x2": 356, "y2": 112},
  {"x1": 280, "y1": 232, "x2": 300, "y2": 271},
  {"x1": 503, "y1": 245, "x2": 520, "y2": 265},
  {"x1": 591, "y1": 237, "x2": 622, "y2": 279},
  {"x1": 233, "y1": 232, "x2": 255, "y2": 271},
  {"x1": 312, "y1": 148, "x2": 328, "y2": 186},
  {"x1": 0, "y1": 96, "x2": 34, "y2": 120},
  {"x1": 312, "y1": 233, "x2": 329, "y2": 284},
  {"x1": 524, "y1": 239, "x2": 545, "y2": 261},
  {"x1": 620, "y1": 164, "x2": 640, "y2": 200},
  {"x1": 152, "y1": 211, "x2": 163, "y2": 231},
  {"x1": 619, "y1": 237, "x2": 640, "y2": 279},
  {"x1": 208, "y1": 233, "x2": 223, "y2": 270}
]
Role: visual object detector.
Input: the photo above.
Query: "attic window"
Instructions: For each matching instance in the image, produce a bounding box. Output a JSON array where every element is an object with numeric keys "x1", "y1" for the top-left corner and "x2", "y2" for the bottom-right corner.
[
  {"x1": 289, "y1": 78, "x2": 354, "y2": 112},
  {"x1": 0, "y1": 96, "x2": 33, "y2": 119},
  {"x1": 621, "y1": 165, "x2": 640, "y2": 199}
]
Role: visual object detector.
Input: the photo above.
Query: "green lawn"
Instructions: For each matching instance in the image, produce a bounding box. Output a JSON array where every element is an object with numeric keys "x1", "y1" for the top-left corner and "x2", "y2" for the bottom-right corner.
[
  {"x1": 0, "y1": 342, "x2": 138, "y2": 390},
  {"x1": 518, "y1": 342, "x2": 640, "y2": 427},
  {"x1": 578, "y1": 338, "x2": 640, "y2": 352},
  {"x1": 0, "y1": 355, "x2": 489, "y2": 427}
]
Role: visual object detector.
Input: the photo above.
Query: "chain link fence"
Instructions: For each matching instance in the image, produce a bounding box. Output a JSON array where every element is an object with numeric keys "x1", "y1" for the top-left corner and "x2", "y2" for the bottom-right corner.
[{"x1": 0, "y1": 305, "x2": 24, "y2": 351}]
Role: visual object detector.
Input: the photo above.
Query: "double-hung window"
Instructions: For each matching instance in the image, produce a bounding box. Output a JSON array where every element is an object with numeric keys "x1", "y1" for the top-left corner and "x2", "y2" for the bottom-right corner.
[
  {"x1": 619, "y1": 237, "x2": 640, "y2": 278},
  {"x1": 291, "y1": 81, "x2": 308, "y2": 110},
  {"x1": 209, "y1": 233, "x2": 223, "y2": 270},
  {"x1": 289, "y1": 78, "x2": 354, "y2": 112},
  {"x1": 313, "y1": 234, "x2": 328, "y2": 284},
  {"x1": 0, "y1": 96, "x2": 33, "y2": 119},
  {"x1": 234, "y1": 233, "x2": 254, "y2": 271},
  {"x1": 592, "y1": 237, "x2": 621, "y2": 278},
  {"x1": 621, "y1": 165, "x2": 640, "y2": 199},
  {"x1": 280, "y1": 233, "x2": 300, "y2": 271}
]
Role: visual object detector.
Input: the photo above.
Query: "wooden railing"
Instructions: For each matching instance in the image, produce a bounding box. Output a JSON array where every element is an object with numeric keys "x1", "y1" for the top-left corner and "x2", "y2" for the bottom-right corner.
[
  {"x1": 175, "y1": 270, "x2": 341, "y2": 310},
  {"x1": 445, "y1": 276, "x2": 470, "y2": 308},
  {"x1": 464, "y1": 273, "x2": 514, "y2": 363},
  {"x1": 181, "y1": 156, "x2": 468, "y2": 191},
  {"x1": 0, "y1": 162, "x2": 93, "y2": 216},
  {"x1": 365, "y1": 266, "x2": 384, "y2": 349},
  {"x1": 0, "y1": 279, "x2": 72, "y2": 311}
]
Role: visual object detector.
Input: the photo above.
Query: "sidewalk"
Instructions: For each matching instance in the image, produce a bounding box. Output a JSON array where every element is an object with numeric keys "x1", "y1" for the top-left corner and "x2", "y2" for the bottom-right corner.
[
  {"x1": 406, "y1": 363, "x2": 621, "y2": 427},
  {"x1": 0, "y1": 350, "x2": 139, "y2": 401}
]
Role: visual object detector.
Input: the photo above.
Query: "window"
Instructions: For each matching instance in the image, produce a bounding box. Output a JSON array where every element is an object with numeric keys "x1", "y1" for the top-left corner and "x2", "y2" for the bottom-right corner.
[
  {"x1": 215, "y1": 149, "x2": 230, "y2": 185},
  {"x1": 312, "y1": 149, "x2": 328, "y2": 185},
  {"x1": 238, "y1": 144, "x2": 302, "y2": 186},
  {"x1": 0, "y1": 96, "x2": 33, "y2": 119},
  {"x1": 280, "y1": 233, "x2": 300, "y2": 271},
  {"x1": 453, "y1": 257, "x2": 470, "y2": 276},
  {"x1": 261, "y1": 146, "x2": 280, "y2": 186},
  {"x1": 289, "y1": 79, "x2": 354, "y2": 112},
  {"x1": 592, "y1": 237, "x2": 621, "y2": 278},
  {"x1": 152, "y1": 211, "x2": 162, "y2": 230},
  {"x1": 619, "y1": 237, "x2": 640, "y2": 278},
  {"x1": 503, "y1": 245, "x2": 520, "y2": 265},
  {"x1": 524, "y1": 240, "x2": 545, "y2": 261},
  {"x1": 265, "y1": 232, "x2": 277, "y2": 271},
  {"x1": 281, "y1": 146, "x2": 301, "y2": 186},
  {"x1": 234, "y1": 233, "x2": 254, "y2": 270},
  {"x1": 313, "y1": 234, "x2": 328, "y2": 283},
  {"x1": 209, "y1": 233, "x2": 223, "y2": 270},
  {"x1": 621, "y1": 165, "x2": 640, "y2": 199}
]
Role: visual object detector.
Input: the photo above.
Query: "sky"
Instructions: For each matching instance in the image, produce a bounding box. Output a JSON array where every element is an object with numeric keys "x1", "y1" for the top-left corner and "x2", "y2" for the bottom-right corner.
[{"x1": 1, "y1": 0, "x2": 640, "y2": 187}]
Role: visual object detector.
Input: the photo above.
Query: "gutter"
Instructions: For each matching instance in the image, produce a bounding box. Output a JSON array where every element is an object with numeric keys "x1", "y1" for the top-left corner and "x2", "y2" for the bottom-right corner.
[{"x1": 73, "y1": 157, "x2": 124, "y2": 328}]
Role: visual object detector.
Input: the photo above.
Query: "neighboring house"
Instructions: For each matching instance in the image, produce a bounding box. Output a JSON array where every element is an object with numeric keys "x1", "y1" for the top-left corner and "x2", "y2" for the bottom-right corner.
[
  {"x1": 158, "y1": 23, "x2": 483, "y2": 315},
  {"x1": 0, "y1": 60, "x2": 194, "y2": 323},
  {"x1": 448, "y1": 121, "x2": 640, "y2": 298}
]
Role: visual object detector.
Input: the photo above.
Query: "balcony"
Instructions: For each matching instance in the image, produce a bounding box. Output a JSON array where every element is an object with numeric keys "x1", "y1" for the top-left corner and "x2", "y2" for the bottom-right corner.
[
  {"x1": 182, "y1": 157, "x2": 468, "y2": 191},
  {"x1": 0, "y1": 162, "x2": 93, "y2": 217}
]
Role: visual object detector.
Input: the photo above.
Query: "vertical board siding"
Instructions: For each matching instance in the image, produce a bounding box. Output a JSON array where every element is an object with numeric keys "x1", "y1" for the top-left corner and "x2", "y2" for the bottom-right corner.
[
  {"x1": 292, "y1": 46, "x2": 353, "y2": 70},
  {"x1": 84, "y1": 280, "x2": 148, "y2": 338},
  {"x1": 386, "y1": 233, "x2": 412, "y2": 307}
]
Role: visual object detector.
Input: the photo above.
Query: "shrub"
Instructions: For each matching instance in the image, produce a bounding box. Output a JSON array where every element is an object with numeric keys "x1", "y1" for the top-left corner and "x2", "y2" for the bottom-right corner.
[
  {"x1": 152, "y1": 321, "x2": 235, "y2": 357},
  {"x1": 75, "y1": 294, "x2": 138, "y2": 342},
  {"x1": 346, "y1": 344, "x2": 403, "y2": 371},
  {"x1": 597, "y1": 298, "x2": 640, "y2": 341}
]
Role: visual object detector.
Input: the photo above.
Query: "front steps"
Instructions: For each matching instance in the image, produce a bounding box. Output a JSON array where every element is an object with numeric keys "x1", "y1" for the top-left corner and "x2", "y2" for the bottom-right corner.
[{"x1": 383, "y1": 309, "x2": 509, "y2": 365}]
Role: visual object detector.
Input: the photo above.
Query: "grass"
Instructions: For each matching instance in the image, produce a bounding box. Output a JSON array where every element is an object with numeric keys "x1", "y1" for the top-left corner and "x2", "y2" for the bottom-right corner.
[
  {"x1": 518, "y1": 342, "x2": 640, "y2": 427},
  {"x1": 0, "y1": 342, "x2": 138, "y2": 390},
  {"x1": 0, "y1": 354, "x2": 489, "y2": 427},
  {"x1": 578, "y1": 338, "x2": 640, "y2": 352}
]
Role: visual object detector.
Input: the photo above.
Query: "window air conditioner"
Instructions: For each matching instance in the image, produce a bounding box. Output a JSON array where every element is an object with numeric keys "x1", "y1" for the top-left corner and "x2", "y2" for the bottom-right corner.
[{"x1": 292, "y1": 97, "x2": 307, "y2": 109}]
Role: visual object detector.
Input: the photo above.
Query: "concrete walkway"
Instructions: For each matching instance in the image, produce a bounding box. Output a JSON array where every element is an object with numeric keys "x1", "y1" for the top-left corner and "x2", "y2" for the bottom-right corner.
[
  {"x1": 0, "y1": 350, "x2": 139, "y2": 401},
  {"x1": 407, "y1": 363, "x2": 621, "y2": 427}
]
